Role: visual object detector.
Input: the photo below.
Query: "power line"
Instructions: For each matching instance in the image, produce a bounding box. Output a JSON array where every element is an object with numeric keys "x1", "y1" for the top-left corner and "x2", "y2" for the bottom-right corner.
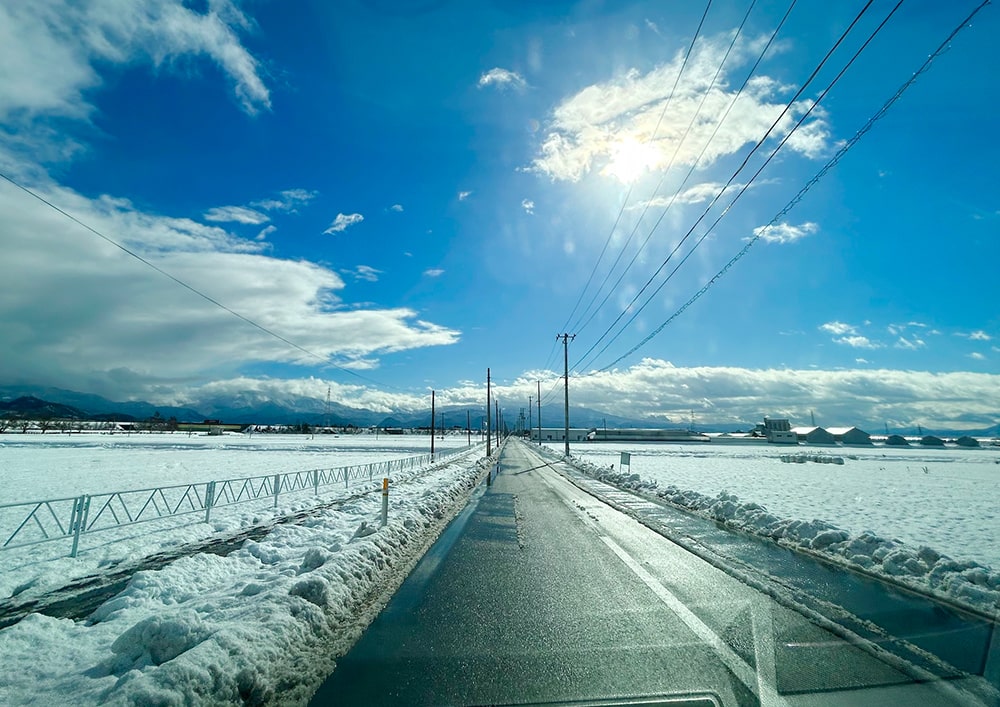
[
  {"x1": 570, "y1": 0, "x2": 766, "y2": 336},
  {"x1": 0, "y1": 171, "x2": 398, "y2": 390},
  {"x1": 572, "y1": 0, "x2": 880, "y2": 371},
  {"x1": 591, "y1": 0, "x2": 990, "y2": 373},
  {"x1": 573, "y1": 0, "x2": 791, "y2": 337},
  {"x1": 558, "y1": 0, "x2": 716, "y2": 337}
]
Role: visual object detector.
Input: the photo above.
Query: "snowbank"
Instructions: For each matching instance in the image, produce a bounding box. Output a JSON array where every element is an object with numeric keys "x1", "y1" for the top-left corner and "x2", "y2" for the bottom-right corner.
[
  {"x1": 571, "y1": 459, "x2": 1000, "y2": 616},
  {"x1": 0, "y1": 449, "x2": 493, "y2": 706}
]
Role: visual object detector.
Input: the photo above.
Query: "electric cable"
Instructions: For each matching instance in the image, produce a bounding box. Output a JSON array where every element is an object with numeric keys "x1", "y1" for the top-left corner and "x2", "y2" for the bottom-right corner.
[
  {"x1": 590, "y1": 0, "x2": 989, "y2": 373},
  {"x1": 0, "y1": 172, "x2": 403, "y2": 390},
  {"x1": 571, "y1": 0, "x2": 880, "y2": 371}
]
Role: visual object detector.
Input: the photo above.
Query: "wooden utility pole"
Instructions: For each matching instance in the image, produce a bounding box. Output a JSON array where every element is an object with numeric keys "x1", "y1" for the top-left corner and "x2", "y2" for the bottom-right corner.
[
  {"x1": 467, "y1": 410, "x2": 471, "y2": 446},
  {"x1": 536, "y1": 380, "x2": 541, "y2": 445},
  {"x1": 486, "y1": 368, "x2": 492, "y2": 456},
  {"x1": 557, "y1": 333, "x2": 575, "y2": 457},
  {"x1": 528, "y1": 396, "x2": 533, "y2": 441},
  {"x1": 430, "y1": 390, "x2": 435, "y2": 456}
]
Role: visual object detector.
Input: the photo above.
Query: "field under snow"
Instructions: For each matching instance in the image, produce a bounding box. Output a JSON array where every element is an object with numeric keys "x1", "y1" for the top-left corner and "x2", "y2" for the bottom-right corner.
[
  {"x1": 0, "y1": 432, "x2": 491, "y2": 705},
  {"x1": 556, "y1": 440, "x2": 1000, "y2": 611},
  {"x1": 1, "y1": 431, "x2": 474, "y2": 501},
  {"x1": 0, "y1": 432, "x2": 475, "y2": 601}
]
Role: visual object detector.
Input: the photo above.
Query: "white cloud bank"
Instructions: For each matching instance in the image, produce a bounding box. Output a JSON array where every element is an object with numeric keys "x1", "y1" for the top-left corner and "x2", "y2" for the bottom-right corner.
[
  {"x1": 0, "y1": 179, "x2": 459, "y2": 397},
  {"x1": 531, "y1": 33, "x2": 830, "y2": 183},
  {"x1": 0, "y1": 0, "x2": 270, "y2": 168},
  {"x1": 166, "y1": 360, "x2": 1000, "y2": 433}
]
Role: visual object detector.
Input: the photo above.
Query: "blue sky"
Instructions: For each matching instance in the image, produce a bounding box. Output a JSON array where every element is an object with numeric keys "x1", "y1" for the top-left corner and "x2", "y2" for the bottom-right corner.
[{"x1": 0, "y1": 0, "x2": 997, "y2": 430}]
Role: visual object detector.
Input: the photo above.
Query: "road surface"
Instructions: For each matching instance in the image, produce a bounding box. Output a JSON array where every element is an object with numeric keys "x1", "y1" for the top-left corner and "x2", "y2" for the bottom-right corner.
[{"x1": 311, "y1": 440, "x2": 989, "y2": 706}]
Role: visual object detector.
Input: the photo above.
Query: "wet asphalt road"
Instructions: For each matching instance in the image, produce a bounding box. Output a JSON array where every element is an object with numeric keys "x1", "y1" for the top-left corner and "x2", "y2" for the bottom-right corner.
[{"x1": 310, "y1": 441, "x2": 982, "y2": 706}]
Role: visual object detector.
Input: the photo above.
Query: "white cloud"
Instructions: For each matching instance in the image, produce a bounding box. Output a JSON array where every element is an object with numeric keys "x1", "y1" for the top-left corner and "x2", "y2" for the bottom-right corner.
[
  {"x1": 0, "y1": 178, "x2": 459, "y2": 398},
  {"x1": 343, "y1": 265, "x2": 381, "y2": 283},
  {"x1": 251, "y1": 189, "x2": 318, "y2": 213},
  {"x1": 446, "y1": 360, "x2": 1000, "y2": 432},
  {"x1": 521, "y1": 199, "x2": 535, "y2": 214},
  {"x1": 255, "y1": 225, "x2": 277, "y2": 241},
  {"x1": 644, "y1": 19, "x2": 662, "y2": 35},
  {"x1": 753, "y1": 221, "x2": 817, "y2": 245},
  {"x1": 389, "y1": 204, "x2": 404, "y2": 212},
  {"x1": 106, "y1": 361, "x2": 1000, "y2": 432},
  {"x1": 969, "y1": 330, "x2": 992, "y2": 341},
  {"x1": 970, "y1": 352, "x2": 986, "y2": 361},
  {"x1": 531, "y1": 32, "x2": 830, "y2": 182},
  {"x1": 894, "y1": 336, "x2": 926, "y2": 350},
  {"x1": 324, "y1": 213, "x2": 364, "y2": 234},
  {"x1": 0, "y1": 0, "x2": 269, "y2": 148},
  {"x1": 424, "y1": 268, "x2": 445, "y2": 278},
  {"x1": 834, "y1": 336, "x2": 881, "y2": 350},
  {"x1": 458, "y1": 191, "x2": 472, "y2": 201},
  {"x1": 203, "y1": 205, "x2": 269, "y2": 225},
  {"x1": 478, "y1": 67, "x2": 527, "y2": 91},
  {"x1": 855, "y1": 358, "x2": 869, "y2": 364},
  {"x1": 820, "y1": 321, "x2": 857, "y2": 336}
]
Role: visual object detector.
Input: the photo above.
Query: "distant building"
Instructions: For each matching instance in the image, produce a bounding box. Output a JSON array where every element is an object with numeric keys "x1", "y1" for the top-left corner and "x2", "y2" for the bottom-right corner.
[
  {"x1": 826, "y1": 426, "x2": 873, "y2": 446},
  {"x1": 955, "y1": 436, "x2": 981, "y2": 448},
  {"x1": 790, "y1": 426, "x2": 837, "y2": 445},
  {"x1": 762, "y1": 417, "x2": 798, "y2": 444},
  {"x1": 531, "y1": 427, "x2": 590, "y2": 442},
  {"x1": 920, "y1": 435, "x2": 945, "y2": 447},
  {"x1": 885, "y1": 434, "x2": 909, "y2": 446},
  {"x1": 587, "y1": 428, "x2": 710, "y2": 443}
]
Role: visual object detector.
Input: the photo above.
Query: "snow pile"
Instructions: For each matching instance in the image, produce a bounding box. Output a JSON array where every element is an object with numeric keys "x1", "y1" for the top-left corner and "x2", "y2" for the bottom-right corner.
[
  {"x1": 0, "y1": 449, "x2": 493, "y2": 706},
  {"x1": 573, "y1": 460, "x2": 1000, "y2": 615}
]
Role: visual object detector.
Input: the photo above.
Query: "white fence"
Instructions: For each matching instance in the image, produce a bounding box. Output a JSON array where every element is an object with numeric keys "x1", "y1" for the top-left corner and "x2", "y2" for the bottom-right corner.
[{"x1": 0, "y1": 446, "x2": 474, "y2": 558}]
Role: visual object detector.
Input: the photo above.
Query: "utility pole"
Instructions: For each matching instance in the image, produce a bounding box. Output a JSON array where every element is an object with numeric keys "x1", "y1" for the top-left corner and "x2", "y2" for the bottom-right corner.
[
  {"x1": 536, "y1": 380, "x2": 541, "y2": 445},
  {"x1": 467, "y1": 410, "x2": 471, "y2": 446},
  {"x1": 495, "y1": 400, "x2": 500, "y2": 447},
  {"x1": 486, "y1": 368, "x2": 491, "y2": 456},
  {"x1": 528, "y1": 396, "x2": 533, "y2": 441},
  {"x1": 431, "y1": 390, "x2": 435, "y2": 456},
  {"x1": 440, "y1": 412, "x2": 445, "y2": 440},
  {"x1": 557, "y1": 333, "x2": 575, "y2": 457}
]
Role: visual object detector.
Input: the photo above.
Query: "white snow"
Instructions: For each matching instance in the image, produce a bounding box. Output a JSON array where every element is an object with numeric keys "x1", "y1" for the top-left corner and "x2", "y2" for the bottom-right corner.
[
  {"x1": 0, "y1": 434, "x2": 490, "y2": 706},
  {"x1": 557, "y1": 441, "x2": 1000, "y2": 613}
]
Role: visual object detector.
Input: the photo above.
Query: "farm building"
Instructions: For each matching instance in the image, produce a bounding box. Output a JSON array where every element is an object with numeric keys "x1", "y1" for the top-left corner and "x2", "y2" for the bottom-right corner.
[
  {"x1": 530, "y1": 427, "x2": 590, "y2": 442},
  {"x1": 826, "y1": 426, "x2": 873, "y2": 445},
  {"x1": 587, "y1": 428, "x2": 710, "y2": 443},
  {"x1": 761, "y1": 417, "x2": 798, "y2": 444},
  {"x1": 790, "y1": 426, "x2": 837, "y2": 445},
  {"x1": 885, "y1": 434, "x2": 909, "y2": 446}
]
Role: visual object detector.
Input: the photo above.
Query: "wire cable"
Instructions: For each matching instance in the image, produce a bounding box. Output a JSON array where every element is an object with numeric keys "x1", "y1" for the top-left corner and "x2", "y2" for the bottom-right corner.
[
  {"x1": 0, "y1": 172, "x2": 401, "y2": 390},
  {"x1": 591, "y1": 0, "x2": 989, "y2": 373},
  {"x1": 574, "y1": 0, "x2": 791, "y2": 338},
  {"x1": 572, "y1": 0, "x2": 879, "y2": 371},
  {"x1": 558, "y1": 0, "x2": 715, "y2": 337},
  {"x1": 570, "y1": 0, "x2": 764, "y2": 336}
]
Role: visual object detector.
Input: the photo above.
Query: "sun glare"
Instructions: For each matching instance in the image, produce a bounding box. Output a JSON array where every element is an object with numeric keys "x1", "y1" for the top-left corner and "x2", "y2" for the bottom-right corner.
[{"x1": 603, "y1": 136, "x2": 659, "y2": 184}]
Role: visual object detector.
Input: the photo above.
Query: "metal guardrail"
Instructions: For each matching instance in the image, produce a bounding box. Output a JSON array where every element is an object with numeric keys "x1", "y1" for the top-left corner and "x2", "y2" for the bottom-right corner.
[{"x1": 0, "y1": 445, "x2": 475, "y2": 558}]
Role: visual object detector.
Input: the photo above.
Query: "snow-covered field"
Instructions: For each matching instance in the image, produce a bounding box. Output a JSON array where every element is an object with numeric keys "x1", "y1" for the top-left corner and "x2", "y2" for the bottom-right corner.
[
  {"x1": 1, "y1": 432, "x2": 473, "y2": 501},
  {"x1": 0, "y1": 433, "x2": 492, "y2": 705},
  {"x1": 555, "y1": 440, "x2": 1000, "y2": 611}
]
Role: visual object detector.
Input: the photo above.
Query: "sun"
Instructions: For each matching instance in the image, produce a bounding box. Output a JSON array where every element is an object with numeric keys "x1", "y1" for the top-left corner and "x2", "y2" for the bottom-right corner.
[{"x1": 603, "y1": 136, "x2": 659, "y2": 184}]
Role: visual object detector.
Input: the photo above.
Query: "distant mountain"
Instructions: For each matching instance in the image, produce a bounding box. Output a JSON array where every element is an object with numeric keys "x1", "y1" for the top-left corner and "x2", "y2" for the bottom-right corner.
[
  {"x1": 0, "y1": 385, "x2": 203, "y2": 422},
  {"x1": 0, "y1": 396, "x2": 89, "y2": 420},
  {"x1": 0, "y1": 384, "x2": 673, "y2": 430}
]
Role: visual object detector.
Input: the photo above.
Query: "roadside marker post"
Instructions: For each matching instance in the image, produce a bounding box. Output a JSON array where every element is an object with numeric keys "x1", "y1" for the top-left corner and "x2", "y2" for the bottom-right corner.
[
  {"x1": 620, "y1": 452, "x2": 631, "y2": 474},
  {"x1": 381, "y1": 478, "x2": 389, "y2": 527}
]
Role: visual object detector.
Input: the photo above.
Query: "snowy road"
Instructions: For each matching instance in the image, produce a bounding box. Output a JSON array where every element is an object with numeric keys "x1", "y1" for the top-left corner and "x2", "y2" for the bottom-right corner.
[{"x1": 311, "y1": 440, "x2": 991, "y2": 706}]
